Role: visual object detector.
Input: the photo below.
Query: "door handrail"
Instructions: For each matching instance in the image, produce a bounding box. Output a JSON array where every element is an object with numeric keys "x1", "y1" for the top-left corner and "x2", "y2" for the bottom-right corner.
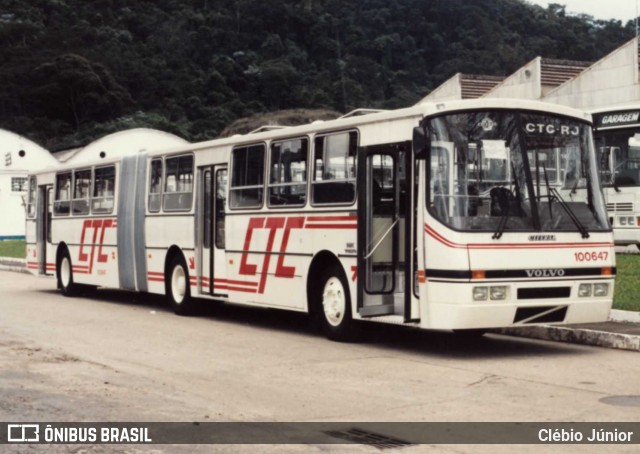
[{"x1": 364, "y1": 217, "x2": 399, "y2": 260}]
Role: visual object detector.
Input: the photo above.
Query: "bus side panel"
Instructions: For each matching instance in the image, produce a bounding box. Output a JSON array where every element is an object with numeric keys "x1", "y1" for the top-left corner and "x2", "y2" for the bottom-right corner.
[
  {"x1": 58, "y1": 217, "x2": 120, "y2": 288},
  {"x1": 144, "y1": 215, "x2": 195, "y2": 294},
  {"x1": 223, "y1": 212, "x2": 356, "y2": 312},
  {"x1": 25, "y1": 218, "x2": 38, "y2": 274}
]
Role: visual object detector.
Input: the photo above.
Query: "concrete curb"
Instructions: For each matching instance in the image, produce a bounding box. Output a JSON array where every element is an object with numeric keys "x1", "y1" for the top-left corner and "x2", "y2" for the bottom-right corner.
[
  {"x1": 497, "y1": 325, "x2": 640, "y2": 352},
  {"x1": 0, "y1": 257, "x2": 29, "y2": 274},
  {"x1": 610, "y1": 309, "x2": 640, "y2": 324}
]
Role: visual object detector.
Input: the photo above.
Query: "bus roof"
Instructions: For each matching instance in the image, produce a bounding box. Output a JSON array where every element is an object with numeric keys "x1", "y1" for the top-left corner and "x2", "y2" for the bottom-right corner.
[{"x1": 33, "y1": 99, "x2": 592, "y2": 174}]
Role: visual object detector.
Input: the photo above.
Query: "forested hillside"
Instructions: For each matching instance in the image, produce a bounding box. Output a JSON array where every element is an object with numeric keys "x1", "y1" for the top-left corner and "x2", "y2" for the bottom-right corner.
[{"x1": 0, "y1": 0, "x2": 635, "y2": 150}]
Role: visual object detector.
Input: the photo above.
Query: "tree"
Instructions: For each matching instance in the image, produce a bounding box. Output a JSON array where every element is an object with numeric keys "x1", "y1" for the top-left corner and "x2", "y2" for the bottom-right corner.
[{"x1": 30, "y1": 54, "x2": 133, "y2": 130}]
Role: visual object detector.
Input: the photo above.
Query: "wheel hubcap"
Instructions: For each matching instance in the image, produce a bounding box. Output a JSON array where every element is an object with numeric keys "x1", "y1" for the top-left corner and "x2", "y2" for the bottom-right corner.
[
  {"x1": 61, "y1": 257, "x2": 71, "y2": 288},
  {"x1": 171, "y1": 265, "x2": 187, "y2": 304},
  {"x1": 322, "y1": 277, "x2": 346, "y2": 327}
]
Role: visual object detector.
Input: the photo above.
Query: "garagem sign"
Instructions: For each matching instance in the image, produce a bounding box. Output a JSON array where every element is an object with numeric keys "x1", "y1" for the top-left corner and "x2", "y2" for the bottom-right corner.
[{"x1": 594, "y1": 111, "x2": 640, "y2": 129}]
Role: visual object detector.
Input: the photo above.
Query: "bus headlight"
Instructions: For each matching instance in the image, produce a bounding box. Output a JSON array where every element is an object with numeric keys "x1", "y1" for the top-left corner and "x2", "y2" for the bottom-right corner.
[
  {"x1": 473, "y1": 287, "x2": 488, "y2": 301},
  {"x1": 594, "y1": 283, "x2": 609, "y2": 297},
  {"x1": 578, "y1": 283, "x2": 592, "y2": 297},
  {"x1": 490, "y1": 286, "x2": 507, "y2": 300},
  {"x1": 619, "y1": 216, "x2": 635, "y2": 226}
]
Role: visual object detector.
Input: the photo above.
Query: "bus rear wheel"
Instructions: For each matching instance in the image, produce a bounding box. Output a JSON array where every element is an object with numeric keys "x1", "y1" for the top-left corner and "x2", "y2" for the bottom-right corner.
[
  {"x1": 57, "y1": 249, "x2": 79, "y2": 297},
  {"x1": 167, "y1": 254, "x2": 195, "y2": 315},
  {"x1": 315, "y1": 265, "x2": 360, "y2": 342}
]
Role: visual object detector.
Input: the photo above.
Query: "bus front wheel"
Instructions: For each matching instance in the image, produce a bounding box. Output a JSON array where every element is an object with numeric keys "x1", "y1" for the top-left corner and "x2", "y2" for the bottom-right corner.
[
  {"x1": 167, "y1": 254, "x2": 195, "y2": 315},
  {"x1": 57, "y1": 249, "x2": 79, "y2": 297},
  {"x1": 316, "y1": 265, "x2": 360, "y2": 342}
]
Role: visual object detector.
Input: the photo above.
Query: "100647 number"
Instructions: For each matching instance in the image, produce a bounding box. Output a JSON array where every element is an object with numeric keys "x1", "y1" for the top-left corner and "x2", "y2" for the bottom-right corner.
[{"x1": 574, "y1": 251, "x2": 608, "y2": 262}]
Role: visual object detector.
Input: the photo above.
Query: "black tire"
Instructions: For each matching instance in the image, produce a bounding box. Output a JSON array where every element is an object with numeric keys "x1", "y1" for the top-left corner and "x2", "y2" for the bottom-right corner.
[
  {"x1": 166, "y1": 254, "x2": 195, "y2": 315},
  {"x1": 313, "y1": 264, "x2": 360, "y2": 342},
  {"x1": 57, "y1": 248, "x2": 79, "y2": 297}
]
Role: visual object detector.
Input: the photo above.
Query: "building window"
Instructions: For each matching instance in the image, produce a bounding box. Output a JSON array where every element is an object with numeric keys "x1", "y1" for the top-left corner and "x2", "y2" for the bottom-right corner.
[
  {"x1": 54, "y1": 172, "x2": 72, "y2": 216},
  {"x1": 230, "y1": 144, "x2": 265, "y2": 209},
  {"x1": 11, "y1": 177, "x2": 28, "y2": 192},
  {"x1": 268, "y1": 138, "x2": 308, "y2": 207},
  {"x1": 312, "y1": 131, "x2": 358, "y2": 205},
  {"x1": 92, "y1": 166, "x2": 116, "y2": 214},
  {"x1": 163, "y1": 155, "x2": 193, "y2": 211}
]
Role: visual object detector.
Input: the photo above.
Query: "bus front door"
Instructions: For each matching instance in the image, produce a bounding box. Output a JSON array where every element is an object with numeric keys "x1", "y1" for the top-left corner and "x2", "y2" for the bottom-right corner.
[
  {"x1": 199, "y1": 166, "x2": 228, "y2": 297},
  {"x1": 357, "y1": 143, "x2": 412, "y2": 319}
]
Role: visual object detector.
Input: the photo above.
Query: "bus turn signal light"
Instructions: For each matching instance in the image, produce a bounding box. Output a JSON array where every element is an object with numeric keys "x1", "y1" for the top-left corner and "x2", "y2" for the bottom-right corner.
[{"x1": 601, "y1": 267, "x2": 613, "y2": 276}]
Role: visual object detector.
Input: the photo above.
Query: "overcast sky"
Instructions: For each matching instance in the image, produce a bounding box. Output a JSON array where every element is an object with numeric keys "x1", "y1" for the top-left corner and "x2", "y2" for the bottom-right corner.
[{"x1": 526, "y1": 0, "x2": 638, "y2": 23}]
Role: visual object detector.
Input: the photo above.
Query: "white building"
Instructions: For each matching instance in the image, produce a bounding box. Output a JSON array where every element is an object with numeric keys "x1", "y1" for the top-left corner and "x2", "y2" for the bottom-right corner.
[
  {"x1": 0, "y1": 129, "x2": 58, "y2": 240},
  {"x1": 64, "y1": 128, "x2": 188, "y2": 166},
  {"x1": 483, "y1": 57, "x2": 591, "y2": 100},
  {"x1": 416, "y1": 73, "x2": 504, "y2": 103},
  {"x1": 543, "y1": 38, "x2": 640, "y2": 109}
]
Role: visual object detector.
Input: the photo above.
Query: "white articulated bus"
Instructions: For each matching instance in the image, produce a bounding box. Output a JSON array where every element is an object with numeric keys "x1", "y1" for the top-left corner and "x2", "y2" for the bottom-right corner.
[
  {"x1": 26, "y1": 99, "x2": 615, "y2": 341},
  {"x1": 591, "y1": 105, "x2": 640, "y2": 250}
]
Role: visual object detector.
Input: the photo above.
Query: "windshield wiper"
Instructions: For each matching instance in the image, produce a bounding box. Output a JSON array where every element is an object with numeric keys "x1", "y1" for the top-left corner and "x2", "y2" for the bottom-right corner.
[
  {"x1": 612, "y1": 176, "x2": 621, "y2": 192},
  {"x1": 492, "y1": 205, "x2": 510, "y2": 240},
  {"x1": 549, "y1": 187, "x2": 590, "y2": 239},
  {"x1": 542, "y1": 163, "x2": 554, "y2": 220},
  {"x1": 493, "y1": 162, "x2": 520, "y2": 240}
]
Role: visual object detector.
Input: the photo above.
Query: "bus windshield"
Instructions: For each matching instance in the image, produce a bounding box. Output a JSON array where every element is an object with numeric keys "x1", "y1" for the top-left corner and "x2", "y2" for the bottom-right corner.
[
  {"x1": 595, "y1": 129, "x2": 640, "y2": 187},
  {"x1": 426, "y1": 110, "x2": 609, "y2": 233}
]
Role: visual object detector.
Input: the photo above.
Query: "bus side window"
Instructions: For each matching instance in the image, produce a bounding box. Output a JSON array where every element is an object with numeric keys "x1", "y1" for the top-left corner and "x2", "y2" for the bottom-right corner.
[
  {"x1": 215, "y1": 169, "x2": 227, "y2": 249},
  {"x1": 230, "y1": 144, "x2": 265, "y2": 209},
  {"x1": 54, "y1": 172, "x2": 72, "y2": 216},
  {"x1": 163, "y1": 155, "x2": 193, "y2": 211},
  {"x1": 268, "y1": 138, "x2": 308, "y2": 207},
  {"x1": 149, "y1": 159, "x2": 163, "y2": 212},
  {"x1": 93, "y1": 165, "x2": 116, "y2": 214},
  {"x1": 311, "y1": 131, "x2": 357, "y2": 205},
  {"x1": 27, "y1": 176, "x2": 36, "y2": 218},
  {"x1": 72, "y1": 169, "x2": 91, "y2": 215}
]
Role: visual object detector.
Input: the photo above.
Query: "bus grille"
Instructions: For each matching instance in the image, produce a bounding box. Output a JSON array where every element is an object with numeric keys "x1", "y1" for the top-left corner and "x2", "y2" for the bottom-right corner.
[
  {"x1": 514, "y1": 306, "x2": 568, "y2": 324},
  {"x1": 606, "y1": 202, "x2": 633, "y2": 212},
  {"x1": 517, "y1": 287, "x2": 571, "y2": 299}
]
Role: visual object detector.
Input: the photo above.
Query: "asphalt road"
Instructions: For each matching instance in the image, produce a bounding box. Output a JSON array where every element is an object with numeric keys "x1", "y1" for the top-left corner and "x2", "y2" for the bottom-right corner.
[{"x1": 1, "y1": 271, "x2": 639, "y2": 453}]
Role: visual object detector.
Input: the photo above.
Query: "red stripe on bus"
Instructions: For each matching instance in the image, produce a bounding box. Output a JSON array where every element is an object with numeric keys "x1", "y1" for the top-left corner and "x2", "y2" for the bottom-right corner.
[
  {"x1": 425, "y1": 224, "x2": 614, "y2": 250},
  {"x1": 306, "y1": 216, "x2": 357, "y2": 222},
  {"x1": 148, "y1": 271, "x2": 164, "y2": 276},
  {"x1": 148, "y1": 277, "x2": 164, "y2": 283},
  {"x1": 213, "y1": 278, "x2": 258, "y2": 287},
  {"x1": 214, "y1": 285, "x2": 257, "y2": 293},
  {"x1": 305, "y1": 224, "x2": 357, "y2": 229}
]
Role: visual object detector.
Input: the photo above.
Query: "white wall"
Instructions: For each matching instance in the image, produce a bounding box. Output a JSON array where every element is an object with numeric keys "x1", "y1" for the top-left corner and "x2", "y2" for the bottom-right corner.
[
  {"x1": 0, "y1": 129, "x2": 58, "y2": 240},
  {"x1": 0, "y1": 171, "x2": 28, "y2": 239},
  {"x1": 544, "y1": 39, "x2": 639, "y2": 109},
  {"x1": 416, "y1": 74, "x2": 462, "y2": 103},
  {"x1": 483, "y1": 58, "x2": 542, "y2": 100}
]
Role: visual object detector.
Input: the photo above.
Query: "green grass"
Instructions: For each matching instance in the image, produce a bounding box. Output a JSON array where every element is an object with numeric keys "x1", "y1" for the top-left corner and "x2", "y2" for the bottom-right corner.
[
  {"x1": 0, "y1": 240, "x2": 26, "y2": 259},
  {"x1": 614, "y1": 254, "x2": 640, "y2": 312}
]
